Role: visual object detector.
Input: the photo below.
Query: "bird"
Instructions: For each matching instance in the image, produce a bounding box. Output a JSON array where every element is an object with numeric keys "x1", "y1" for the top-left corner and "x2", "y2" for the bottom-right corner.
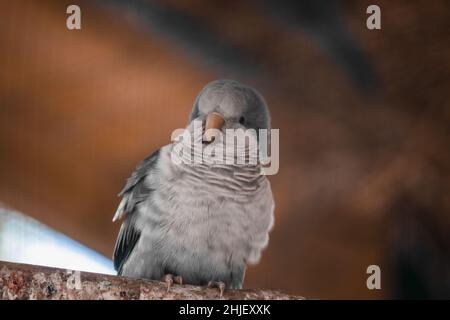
[{"x1": 112, "y1": 79, "x2": 275, "y2": 296}]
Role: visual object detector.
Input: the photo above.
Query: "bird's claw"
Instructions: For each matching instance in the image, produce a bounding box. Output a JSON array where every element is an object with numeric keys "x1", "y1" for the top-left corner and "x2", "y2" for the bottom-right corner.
[
  {"x1": 208, "y1": 281, "x2": 226, "y2": 298},
  {"x1": 164, "y1": 274, "x2": 173, "y2": 293},
  {"x1": 174, "y1": 275, "x2": 183, "y2": 285},
  {"x1": 163, "y1": 274, "x2": 183, "y2": 293}
]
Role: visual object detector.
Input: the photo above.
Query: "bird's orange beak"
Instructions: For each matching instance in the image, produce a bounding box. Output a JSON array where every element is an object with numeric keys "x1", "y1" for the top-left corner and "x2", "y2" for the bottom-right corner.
[{"x1": 204, "y1": 112, "x2": 225, "y2": 142}]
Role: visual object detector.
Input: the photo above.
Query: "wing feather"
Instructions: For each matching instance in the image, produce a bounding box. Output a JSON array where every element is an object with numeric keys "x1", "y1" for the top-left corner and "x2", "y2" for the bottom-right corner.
[
  {"x1": 112, "y1": 149, "x2": 160, "y2": 274},
  {"x1": 112, "y1": 149, "x2": 160, "y2": 222}
]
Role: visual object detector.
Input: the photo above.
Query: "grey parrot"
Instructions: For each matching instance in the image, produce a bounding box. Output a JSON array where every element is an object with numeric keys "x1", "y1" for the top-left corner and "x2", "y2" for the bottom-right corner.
[{"x1": 112, "y1": 79, "x2": 274, "y2": 296}]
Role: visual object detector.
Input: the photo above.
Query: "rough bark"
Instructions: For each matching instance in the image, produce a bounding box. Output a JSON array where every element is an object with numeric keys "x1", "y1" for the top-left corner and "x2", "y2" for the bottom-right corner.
[{"x1": 0, "y1": 261, "x2": 303, "y2": 300}]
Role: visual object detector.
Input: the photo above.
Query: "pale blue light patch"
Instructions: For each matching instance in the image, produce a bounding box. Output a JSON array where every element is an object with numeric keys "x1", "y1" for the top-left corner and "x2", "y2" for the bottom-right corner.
[{"x1": 0, "y1": 205, "x2": 115, "y2": 275}]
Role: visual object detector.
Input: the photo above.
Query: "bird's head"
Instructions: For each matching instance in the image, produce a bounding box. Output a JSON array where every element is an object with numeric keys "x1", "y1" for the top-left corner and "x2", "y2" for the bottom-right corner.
[{"x1": 189, "y1": 79, "x2": 271, "y2": 144}]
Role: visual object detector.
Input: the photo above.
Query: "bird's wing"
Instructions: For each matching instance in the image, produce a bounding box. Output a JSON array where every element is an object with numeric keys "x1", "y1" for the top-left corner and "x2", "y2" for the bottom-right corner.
[
  {"x1": 113, "y1": 213, "x2": 141, "y2": 275},
  {"x1": 112, "y1": 149, "x2": 160, "y2": 274},
  {"x1": 113, "y1": 149, "x2": 161, "y2": 222}
]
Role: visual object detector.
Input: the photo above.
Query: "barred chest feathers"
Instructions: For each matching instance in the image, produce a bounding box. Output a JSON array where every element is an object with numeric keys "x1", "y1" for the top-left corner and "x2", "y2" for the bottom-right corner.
[{"x1": 139, "y1": 145, "x2": 274, "y2": 267}]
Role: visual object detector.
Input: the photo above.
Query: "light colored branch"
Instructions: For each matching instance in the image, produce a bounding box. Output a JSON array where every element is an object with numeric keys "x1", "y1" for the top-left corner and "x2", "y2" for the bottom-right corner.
[{"x1": 0, "y1": 261, "x2": 303, "y2": 300}]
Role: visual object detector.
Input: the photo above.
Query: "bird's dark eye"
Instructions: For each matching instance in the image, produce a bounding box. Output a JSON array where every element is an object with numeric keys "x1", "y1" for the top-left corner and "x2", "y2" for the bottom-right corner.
[{"x1": 239, "y1": 116, "x2": 246, "y2": 125}]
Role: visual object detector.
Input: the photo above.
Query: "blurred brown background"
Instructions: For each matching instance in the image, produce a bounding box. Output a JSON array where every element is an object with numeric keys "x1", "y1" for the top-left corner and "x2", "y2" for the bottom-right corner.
[{"x1": 0, "y1": 0, "x2": 449, "y2": 299}]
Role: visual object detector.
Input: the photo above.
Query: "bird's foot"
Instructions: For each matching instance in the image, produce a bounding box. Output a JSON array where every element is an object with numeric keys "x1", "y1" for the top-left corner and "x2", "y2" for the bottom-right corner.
[
  {"x1": 207, "y1": 280, "x2": 226, "y2": 298},
  {"x1": 163, "y1": 274, "x2": 183, "y2": 293}
]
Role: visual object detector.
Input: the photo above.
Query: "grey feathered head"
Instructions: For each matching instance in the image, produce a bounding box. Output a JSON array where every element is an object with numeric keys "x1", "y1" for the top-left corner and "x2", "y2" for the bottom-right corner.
[{"x1": 189, "y1": 80, "x2": 271, "y2": 135}]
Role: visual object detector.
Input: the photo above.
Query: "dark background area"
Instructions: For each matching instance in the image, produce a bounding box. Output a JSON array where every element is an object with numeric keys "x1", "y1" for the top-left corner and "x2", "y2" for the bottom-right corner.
[{"x1": 0, "y1": 0, "x2": 449, "y2": 299}]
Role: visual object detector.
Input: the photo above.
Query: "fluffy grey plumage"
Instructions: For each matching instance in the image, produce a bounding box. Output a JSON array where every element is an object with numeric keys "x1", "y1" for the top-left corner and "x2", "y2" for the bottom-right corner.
[{"x1": 112, "y1": 79, "x2": 274, "y2": 289}]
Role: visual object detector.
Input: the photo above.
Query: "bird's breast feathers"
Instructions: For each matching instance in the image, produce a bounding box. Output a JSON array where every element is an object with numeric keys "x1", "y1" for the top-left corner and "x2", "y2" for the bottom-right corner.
[{"x1": 137, "y1": 145, "x2": 274, "y2": 266}]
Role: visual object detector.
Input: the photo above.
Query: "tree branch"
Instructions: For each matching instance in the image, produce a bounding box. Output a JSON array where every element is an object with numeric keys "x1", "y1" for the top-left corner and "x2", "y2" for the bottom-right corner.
[{"x1": 0, "y1": 261, "x2": 303, "y2": 300}]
